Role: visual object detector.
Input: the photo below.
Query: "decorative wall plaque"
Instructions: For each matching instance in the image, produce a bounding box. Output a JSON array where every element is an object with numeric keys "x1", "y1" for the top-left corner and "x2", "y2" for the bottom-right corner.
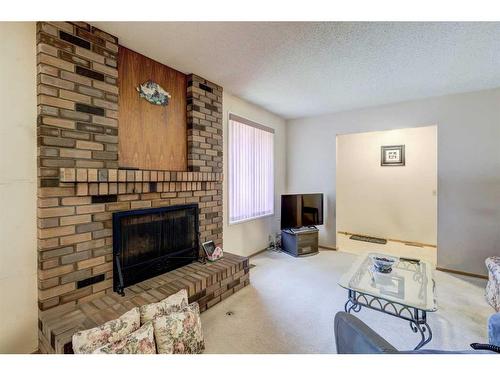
[
  {"x1": 381, "y1": 145, "x2": 405, "y2": 166},
  {"x1": 136, "y1": 80, "x2": 171, "y2": 106}
]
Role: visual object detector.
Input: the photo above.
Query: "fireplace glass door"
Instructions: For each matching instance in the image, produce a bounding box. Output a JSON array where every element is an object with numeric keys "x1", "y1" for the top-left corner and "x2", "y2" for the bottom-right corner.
[{"x1": 113, "y1": 204, "x2": 199, "y2": 294}]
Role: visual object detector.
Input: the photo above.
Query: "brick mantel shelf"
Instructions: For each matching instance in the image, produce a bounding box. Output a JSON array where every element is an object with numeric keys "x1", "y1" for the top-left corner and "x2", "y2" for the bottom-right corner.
[
  {"x1": 60, "y1": 168, "x2": 223, "y2": 183},
  {"x1": 59, "y1": 168, "x2": 223, "y2": 196}
]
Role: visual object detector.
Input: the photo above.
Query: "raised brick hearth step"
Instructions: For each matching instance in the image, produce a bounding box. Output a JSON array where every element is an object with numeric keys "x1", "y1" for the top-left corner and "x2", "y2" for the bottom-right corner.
[{"x1": 38, "y1": 253, "x2": 250, "y2": 354}]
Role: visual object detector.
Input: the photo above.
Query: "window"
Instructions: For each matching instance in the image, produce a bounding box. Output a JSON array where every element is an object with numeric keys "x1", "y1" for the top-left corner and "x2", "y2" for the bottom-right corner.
[{"x1": 229, "y1": 114, "x2": 274, "y2": 224}]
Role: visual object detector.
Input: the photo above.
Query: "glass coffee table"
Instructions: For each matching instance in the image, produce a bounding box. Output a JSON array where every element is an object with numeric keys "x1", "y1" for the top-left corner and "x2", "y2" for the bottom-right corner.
[{"x1": 338, "y1": 253, "x2": 437, "y2": 350}]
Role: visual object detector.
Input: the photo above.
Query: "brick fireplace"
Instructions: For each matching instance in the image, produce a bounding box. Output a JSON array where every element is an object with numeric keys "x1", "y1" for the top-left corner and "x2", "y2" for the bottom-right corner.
[{"x1": 36, "y1": 21, "x2": 228, "y2": 315}]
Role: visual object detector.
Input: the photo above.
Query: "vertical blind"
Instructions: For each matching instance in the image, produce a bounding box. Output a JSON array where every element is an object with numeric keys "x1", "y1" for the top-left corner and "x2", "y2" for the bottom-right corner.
[{"x1": 229, "y1": 114, "x2": 274, "y2": 224}]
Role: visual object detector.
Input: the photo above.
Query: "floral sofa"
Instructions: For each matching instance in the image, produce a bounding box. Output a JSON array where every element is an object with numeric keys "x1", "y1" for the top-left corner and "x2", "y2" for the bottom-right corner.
[{"x1": 486, "y1": 257, "x2": 500, "y2": 312}]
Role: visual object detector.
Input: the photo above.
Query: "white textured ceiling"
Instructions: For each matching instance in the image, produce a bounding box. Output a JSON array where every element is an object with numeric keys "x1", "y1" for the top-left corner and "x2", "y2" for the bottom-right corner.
[{"x1": 93, "y1": 22, "x2": 500, "y2": 119}]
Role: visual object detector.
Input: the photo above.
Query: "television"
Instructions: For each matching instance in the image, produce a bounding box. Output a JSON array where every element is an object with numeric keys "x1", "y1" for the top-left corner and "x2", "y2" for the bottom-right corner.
[{"x1": 281, "y1": 193, "x2": 324, "y2": 229}]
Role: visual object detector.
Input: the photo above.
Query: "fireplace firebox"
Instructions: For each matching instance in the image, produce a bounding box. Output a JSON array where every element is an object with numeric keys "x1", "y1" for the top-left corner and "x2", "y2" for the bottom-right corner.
[{"x1": 112, "y1": 204, "x2": 199, "y2": 295}]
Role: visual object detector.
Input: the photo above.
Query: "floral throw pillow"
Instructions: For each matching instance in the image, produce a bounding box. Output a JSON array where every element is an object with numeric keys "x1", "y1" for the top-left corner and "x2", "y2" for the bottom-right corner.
[
  {"x1": 153, "y1": 302, "x2": 205, "y2": 354},
  {"x1": 92, "y1": 321, "x2": 156, "y2": 354},
  {"x1": 140, "y1": 289, "x2": 188, "y2": 324},
  {"x1": 72, "y1": 307, "x2": 141, "y2": 354}
]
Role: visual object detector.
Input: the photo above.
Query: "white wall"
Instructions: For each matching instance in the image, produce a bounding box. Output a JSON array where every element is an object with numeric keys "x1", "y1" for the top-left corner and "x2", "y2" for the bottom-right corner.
[
  {"x1": 336, "y1": 126, "x2": 437, "y2": 265},
  {"x1": 286, "y1": 88, "x2": 500, "y2": 276},
  {"x1": 0, "y1": 22, "x2": 38, "y2": 353},
  {"x1": 223, "y1": 92, "x2": 286, "y2": 257},
  {"x1": 337, "y1": 126, "x2": 437, "y2": 244}
]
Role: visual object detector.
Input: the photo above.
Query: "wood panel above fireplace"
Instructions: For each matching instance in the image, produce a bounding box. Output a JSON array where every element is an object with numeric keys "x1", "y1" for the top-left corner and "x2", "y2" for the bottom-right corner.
[{"x1": 118, "y1": 46, "x2": 187, "y2": 171}]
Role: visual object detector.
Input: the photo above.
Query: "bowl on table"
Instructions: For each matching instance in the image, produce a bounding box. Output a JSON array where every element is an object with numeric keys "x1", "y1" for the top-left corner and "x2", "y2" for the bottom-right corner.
[{"x1": 369, "y1": 254, "x2": 398, "y2": 273}]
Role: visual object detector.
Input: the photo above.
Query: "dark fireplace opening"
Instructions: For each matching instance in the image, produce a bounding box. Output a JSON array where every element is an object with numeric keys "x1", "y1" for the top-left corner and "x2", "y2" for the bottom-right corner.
[{"x1": 113, "y1": 204, "x2": 199, "y2": 295}]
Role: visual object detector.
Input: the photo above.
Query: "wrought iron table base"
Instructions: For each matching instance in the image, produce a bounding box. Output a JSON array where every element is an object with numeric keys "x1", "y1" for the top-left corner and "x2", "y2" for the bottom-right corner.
[{"x1": 344, "y1": 289, "x2": 433, "y2": 350}]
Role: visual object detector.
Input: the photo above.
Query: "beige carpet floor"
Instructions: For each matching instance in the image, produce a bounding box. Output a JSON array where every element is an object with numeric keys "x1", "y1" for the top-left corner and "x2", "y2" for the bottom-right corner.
[{"x1": 201, "y1": 250, "x2": 493, "y2": 353}]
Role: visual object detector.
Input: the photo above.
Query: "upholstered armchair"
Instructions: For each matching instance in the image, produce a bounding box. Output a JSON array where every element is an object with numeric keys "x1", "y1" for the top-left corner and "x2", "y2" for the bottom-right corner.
[
  {"x1": 486, "y1": 257, "x2": 500, "y2": 312},
  {"x1": 334, "y1": 312, "x2": 500, "y2": 354}
]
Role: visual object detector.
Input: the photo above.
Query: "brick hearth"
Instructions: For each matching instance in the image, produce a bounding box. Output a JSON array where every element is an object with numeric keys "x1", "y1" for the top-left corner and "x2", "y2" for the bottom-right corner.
[{"x1": 38, "y1": 253, "x2": 250, "y2": 354}]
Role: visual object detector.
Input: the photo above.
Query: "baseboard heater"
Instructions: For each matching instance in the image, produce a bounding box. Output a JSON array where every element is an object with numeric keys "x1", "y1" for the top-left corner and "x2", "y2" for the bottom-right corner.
[{"x1": 349, "y1": 234, "x2": 387, "y2": 244}]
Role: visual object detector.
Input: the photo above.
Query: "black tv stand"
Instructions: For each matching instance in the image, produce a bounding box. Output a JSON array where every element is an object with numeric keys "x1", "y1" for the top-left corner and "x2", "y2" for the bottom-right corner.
[{"x1": 281, "y1": 227, "x2": 319, "y2": 257}]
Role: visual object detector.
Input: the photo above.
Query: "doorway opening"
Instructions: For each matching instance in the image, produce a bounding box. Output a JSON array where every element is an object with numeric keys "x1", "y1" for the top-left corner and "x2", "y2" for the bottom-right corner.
[{"x1": 335, "y1": 125, "x2": 437, "y2": 265}]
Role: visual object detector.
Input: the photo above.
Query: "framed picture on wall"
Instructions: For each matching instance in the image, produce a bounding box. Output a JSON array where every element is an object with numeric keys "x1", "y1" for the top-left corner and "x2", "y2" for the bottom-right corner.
[{"x1": 381, "y1": 145, "x2": 405, "y2": 166}]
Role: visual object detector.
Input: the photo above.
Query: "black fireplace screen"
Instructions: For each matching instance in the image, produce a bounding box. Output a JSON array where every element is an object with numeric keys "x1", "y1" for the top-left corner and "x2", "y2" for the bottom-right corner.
[{"x1": 113, "y1": 204, "x2": 199, "y2": 295}]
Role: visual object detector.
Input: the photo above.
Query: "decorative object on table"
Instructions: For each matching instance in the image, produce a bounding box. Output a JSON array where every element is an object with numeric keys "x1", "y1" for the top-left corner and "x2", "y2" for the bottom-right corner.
[
  {"x1": 136, "y1": 80, "x2": 171, "y2": 106},
  {"x1": 369, "y1": 253, "x2": 397, "y2": 273},
  {"x1": 486, "y1": 256, "x2": 500, "y2": 311},
  {"x1": 202, "y1": 240, "x2": 223, "y2": 261},
  {"x1": 381, "y1": 145, "x2": 405, "y2": 166}
]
